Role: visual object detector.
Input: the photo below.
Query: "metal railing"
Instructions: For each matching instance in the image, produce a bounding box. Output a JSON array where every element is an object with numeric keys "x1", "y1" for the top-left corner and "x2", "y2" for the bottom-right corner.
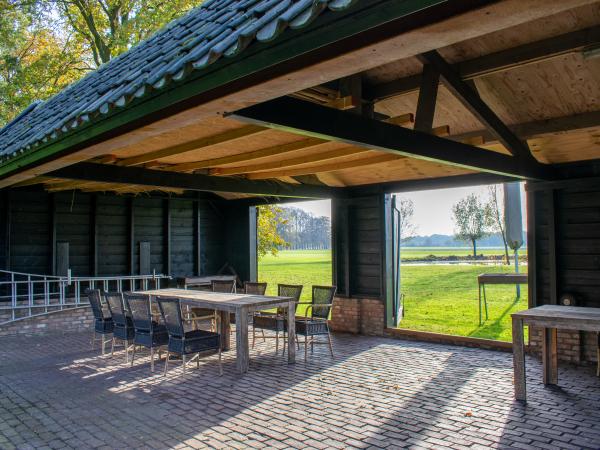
[{"x1": 0, "y1": 269, "x2": 170, "y2": 325}]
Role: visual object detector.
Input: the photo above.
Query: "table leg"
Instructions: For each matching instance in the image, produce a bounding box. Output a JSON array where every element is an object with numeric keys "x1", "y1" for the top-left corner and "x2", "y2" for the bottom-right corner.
[
  {"x1": 512, "y1": 316, "x2": 526, "y2": 402},
  {"x1": 542, "y1": 327, "x2": 558, "y2": 385},
  {"x1": 478, "y1": 283, "x2": 482, "y2": 325},
  {"x1": 219, "y1": 311, "x2": 230, "y2": 351},
  {"x1": 287, "y1": 300, "x2": 296, "y2": 364},
  {"x1": 483, "y1": 284, "x2": 488, "y2": 321},
  {"x1": 235, "y1": 306, "x2": 249, "y2": 374}
]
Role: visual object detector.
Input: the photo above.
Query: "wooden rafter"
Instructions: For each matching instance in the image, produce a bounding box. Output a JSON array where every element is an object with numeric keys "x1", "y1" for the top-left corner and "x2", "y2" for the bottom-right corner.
[
  {"x1": 48, "y1": 162, "x2": 343, "y2": 198},
  {"x1": 365, "y1": 25, "x2": 600, "y2": 101},
  {"x1": 413, "y1": 64, "x2": 439, "y2": 133},
  {"x1": 231, "y1": 96, "x2": 552, "y2": 180},
  {"x1": 163, "y1": 138, "x2": 325, "y2": 172},
  {"x1": 116, "y1": 125, "x2": 267, "y2": 166},
  {"x1": 210, "y1": 147, "x2": 370, "y2": 176},
  {"x1": 246, "y1": 153, "x2": 403, "y2": 180}
]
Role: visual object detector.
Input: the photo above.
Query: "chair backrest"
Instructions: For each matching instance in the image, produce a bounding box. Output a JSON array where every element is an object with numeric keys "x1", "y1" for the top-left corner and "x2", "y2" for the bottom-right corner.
[
  {"x1": 87, "y1": 289, "x2": 107, "y2": 320},
  {"x1": 212, "y1": 279, "x2": 236, "y2": 293},
  {"x1": 278, "y1": 284, "x2": 303, "y2": 301},
  {"x1": 124, "y1": 293, "x2": 153, "y2": 332},
  {"x1": 311, "y1": 286, "x2": 337, "y2": 320},
  {"x1": 105, "y1": 292, "x2": 128, "y2": 327},
  {"x1": 157, "y1": 297, "x2": 185, "y2": 338},
  {"x1": 244, "y1": 282, "x2": 267, "y2": 296}
]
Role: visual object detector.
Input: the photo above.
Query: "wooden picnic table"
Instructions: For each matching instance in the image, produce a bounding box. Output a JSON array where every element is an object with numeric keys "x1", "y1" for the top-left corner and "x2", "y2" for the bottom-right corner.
[
  {"x1": 478, "y1": 273, "x2": 528, "y2": 325},
  {"x1": 511, "y1": 305, "x2": 600, "y2": 402},
  {"x1": 139, "y1": 288, "x2": 296, "y2": 373}
]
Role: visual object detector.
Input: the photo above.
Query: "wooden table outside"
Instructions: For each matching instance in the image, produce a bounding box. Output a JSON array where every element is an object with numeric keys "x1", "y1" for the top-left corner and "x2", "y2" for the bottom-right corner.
[
  {"x1": 140, "y1": 288, "x2": 296, "y2": 373},
  {"x1": 478, "y1": 273, "x2": 528, "y2": 325},
  {"x1": 511, "y1": 305, "x2": 600, "y2": 402}
]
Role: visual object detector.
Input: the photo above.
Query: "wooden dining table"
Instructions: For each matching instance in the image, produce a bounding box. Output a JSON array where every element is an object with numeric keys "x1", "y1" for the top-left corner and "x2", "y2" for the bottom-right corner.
[{"x1": 139, "y1": 288, "x2": 296, "y2": 373}]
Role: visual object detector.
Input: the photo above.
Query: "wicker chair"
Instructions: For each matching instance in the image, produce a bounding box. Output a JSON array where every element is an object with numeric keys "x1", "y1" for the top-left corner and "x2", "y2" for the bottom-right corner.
[
  {"x1": 244, "y1": 282, "x2": 267, "y2": 295},
  {"x1": 252, "y1": 284, "x2": 302, "y2": 353},
  {"x1": 105, "y1": 292, "x2": 135, "y2": 362},
  {"x1": 87, "y1": 289, "x2": 113, "y2": 355},
  {"x1": 157, "y1": 296, "x2": 222, "y2": 376},
  {"x1": 188, "y1": 279, "x2": 235, "y2": 331},
  {"x1": 124, "y1": 293, "x2": 169, "y2": 372},
  {"x1": 295, "y1": 285, "x2": 337, "y2": 360}
]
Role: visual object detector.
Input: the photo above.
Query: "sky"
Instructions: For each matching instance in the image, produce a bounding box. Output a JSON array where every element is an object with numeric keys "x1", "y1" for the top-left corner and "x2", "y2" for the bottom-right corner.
[{"x1": 284, "y1": 183, "x2": 527, "y2": 236}]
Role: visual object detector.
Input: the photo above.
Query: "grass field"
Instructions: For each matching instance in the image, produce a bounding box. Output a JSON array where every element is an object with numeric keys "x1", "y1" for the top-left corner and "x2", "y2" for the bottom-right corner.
[
  {"x1": 258, "y1": 249, "x2": 528, "y2": 342},
  {"x1": 401, "y1": 246, "x2": 528, "y2": 260}
]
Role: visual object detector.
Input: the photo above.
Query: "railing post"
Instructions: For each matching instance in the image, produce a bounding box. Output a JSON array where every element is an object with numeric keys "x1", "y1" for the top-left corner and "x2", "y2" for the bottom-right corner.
[{"x1": 11, "y1": 273, "x2": 16, "y2": 321}]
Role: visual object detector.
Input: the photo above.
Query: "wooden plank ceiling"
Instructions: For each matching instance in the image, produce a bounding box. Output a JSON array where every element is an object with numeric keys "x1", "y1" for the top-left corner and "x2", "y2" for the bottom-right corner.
[{"x1": 22, "y1": 2, "x2": 600, "y2": 197}]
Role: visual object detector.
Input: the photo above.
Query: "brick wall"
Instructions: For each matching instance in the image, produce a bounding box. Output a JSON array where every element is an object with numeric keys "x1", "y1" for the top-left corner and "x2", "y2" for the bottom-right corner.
[
  {"x1": 0, "y1": 306, "x2": 93, "y2": 338},
  {"x1": 330, "y1": 296, "x2": 385, "y2": 336},
  {"x1": 528, "y1": 327, "x2": 598, "y2": 366}
]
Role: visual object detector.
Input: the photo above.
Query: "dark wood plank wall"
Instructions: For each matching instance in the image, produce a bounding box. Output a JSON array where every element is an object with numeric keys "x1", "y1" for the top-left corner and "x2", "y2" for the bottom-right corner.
[
  {"x1": 532, "y1": 184, "x2": 600, "y2": 308},
  {"x1": 0, "y1": 188, "x2": 228, "y2": 281},
  {"x1": 334, "y1": 195, "x2": 384, "y2": 298},
  {"x1": 224, "y1": 203, "x2": 255, "y2": 283}
]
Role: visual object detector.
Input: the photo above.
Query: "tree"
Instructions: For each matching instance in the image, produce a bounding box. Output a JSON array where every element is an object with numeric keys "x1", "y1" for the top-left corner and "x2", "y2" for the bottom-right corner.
[
  {"x1": 485, "y1": 185, "x2": 510, "y2": 264},
  {"x1": 452, "y1": 194, "x2": 490, "y2": 257},
  {"x1": 396, "y1": 197, "x2": 417, "y2": 243},
  {"x1": 257, "y1": 205, "x2": 289, "y2": 259}
]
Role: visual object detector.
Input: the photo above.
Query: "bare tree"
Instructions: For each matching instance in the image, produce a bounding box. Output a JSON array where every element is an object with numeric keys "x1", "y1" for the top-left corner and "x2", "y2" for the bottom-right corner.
[
  {"x1": 486, "y1": 185, "x2": 510, "y2": 264},
  {"x1": 452, "y1": 194, "x2": 489, "y2": 257},
  {"x1": 397, "y1": 197, "x2": 417, "y2": 243}
]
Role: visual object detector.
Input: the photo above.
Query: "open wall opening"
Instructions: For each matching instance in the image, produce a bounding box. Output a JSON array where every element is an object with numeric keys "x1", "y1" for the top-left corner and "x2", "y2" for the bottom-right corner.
[
  {"x1": 256, "y1": 200, "x2": 332, "y2": 301},
  {"x1": 393, "y1": 183, "x2": 529, "y2": 342}
]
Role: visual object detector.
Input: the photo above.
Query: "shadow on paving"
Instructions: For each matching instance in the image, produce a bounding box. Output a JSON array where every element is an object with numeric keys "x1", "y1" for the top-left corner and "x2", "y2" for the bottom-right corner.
[{"x1": 0, "y1": 331, "x2": 599, "y2": 449}]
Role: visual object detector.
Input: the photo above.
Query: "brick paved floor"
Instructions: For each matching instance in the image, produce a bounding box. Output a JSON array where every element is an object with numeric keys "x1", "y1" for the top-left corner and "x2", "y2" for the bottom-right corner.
[{"x1": 1, "y1": 331, "x2": 599, "y2": 450}]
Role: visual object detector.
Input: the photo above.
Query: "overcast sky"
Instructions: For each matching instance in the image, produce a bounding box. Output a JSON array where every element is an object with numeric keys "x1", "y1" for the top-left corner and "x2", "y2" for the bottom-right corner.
[{"x1": 284, "y1": 183, "x2": 526, "y2": 236}]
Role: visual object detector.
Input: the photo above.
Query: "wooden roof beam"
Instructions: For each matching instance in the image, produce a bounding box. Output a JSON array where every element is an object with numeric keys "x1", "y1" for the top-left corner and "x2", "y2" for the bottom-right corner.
[
  {"x1": 246, "y1": 153, "x2": 402, "y2": 180},
  {"x1": 47, "y1": 162, "x2": 344, "y2": 199},
  {"x1": 116, "y1": 125, "x2": 267, "y2": 166},
  {"x1": 418, "y1": 50, "x2": 533, "y2": 160},
  {"x1": 413, "y1": 64, "x2": 439, "y2": 133},
  {"x1": 230, "y1": 96, "x2": 552, "y2": 180},
  {"x1": 210, "y1": 147, "x2": 370, "y2": 176},
  {"x1": 365, "y1": 25, "x2": 600, "y2": 101}
]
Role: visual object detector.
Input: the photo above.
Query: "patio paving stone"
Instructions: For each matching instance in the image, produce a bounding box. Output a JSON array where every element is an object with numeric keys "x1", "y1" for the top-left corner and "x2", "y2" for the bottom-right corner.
[{"x1": 0, "y1": 331, "x2": 599, "y2": 449}]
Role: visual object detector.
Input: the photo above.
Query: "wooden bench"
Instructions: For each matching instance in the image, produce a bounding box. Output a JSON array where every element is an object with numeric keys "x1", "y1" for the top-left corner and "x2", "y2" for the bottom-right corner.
[{"x1": 176, "y1": 275, "x2": 238, "y2": 290}]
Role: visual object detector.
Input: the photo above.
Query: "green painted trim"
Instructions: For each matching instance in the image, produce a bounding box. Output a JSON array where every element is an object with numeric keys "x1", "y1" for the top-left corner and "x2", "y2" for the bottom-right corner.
[{"x1": 0, "y1": 0, "x2": 449, "y2": 179}]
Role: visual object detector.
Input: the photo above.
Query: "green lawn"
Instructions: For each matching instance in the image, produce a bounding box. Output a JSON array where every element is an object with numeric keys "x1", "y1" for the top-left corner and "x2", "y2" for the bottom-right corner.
[
  {"x1": 258, "y1": 249, "x2": 528, "y2": 342},
  {"x1": 401, "y1": 246, "x2": 528, "y2": 260}
]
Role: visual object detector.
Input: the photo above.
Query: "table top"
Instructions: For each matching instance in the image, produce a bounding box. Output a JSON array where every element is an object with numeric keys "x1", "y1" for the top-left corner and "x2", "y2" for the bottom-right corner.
[
  {"x1": 512, "y1": 305, "x2": 600, "y2": 331},
  {"x1": 478, "y1": 273, "x2": 528, "y2": 284},
  {"x1": 138, "y1": 288, "x2": 293, "y2": 312}
]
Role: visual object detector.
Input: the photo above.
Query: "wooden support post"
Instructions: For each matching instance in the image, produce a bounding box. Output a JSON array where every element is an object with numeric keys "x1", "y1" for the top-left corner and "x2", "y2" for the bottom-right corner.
[
  {"x1": 548, "y1": 189, "x2": 558, "y2": 305},
  {"x1": 163, "y1": 199, "x2": 171, "y2": 276},
  {"x1": 542, "y1": 327, "x2": 558, "y2": 385},
  {"x1": 128, "y1": 197, "x2": 135, "y2": 275},
  {"x1": 248, "y1": 206, "x2": 258, "y2": 282},
  {"x1": 49, "y1": 194, "x2": 57, "y2": 275},
  {"x1": 414, "y1": 64, "x2": 439, "y2": 133},
  {"x1": 194, "y1": 200, "x2": 201, "y2": 276},
  {"x1": 526, "y1": 187, "x2": 537, "y2": 308},
  {"x1": 2, "y1": 190, "x2": 10, "y2": 270},
  {"x1": 512, "y1": 316, "x2": 526, "y2": 401},
  {"x1": 90, "y1": 194, "x2": 98, "y2": 277}
]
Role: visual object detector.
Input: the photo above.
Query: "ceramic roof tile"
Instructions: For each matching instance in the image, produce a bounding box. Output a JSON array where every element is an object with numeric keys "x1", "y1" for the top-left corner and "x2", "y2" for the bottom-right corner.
[{"x1": 0, "y1": 0, "x2": 358, "y2": 162}]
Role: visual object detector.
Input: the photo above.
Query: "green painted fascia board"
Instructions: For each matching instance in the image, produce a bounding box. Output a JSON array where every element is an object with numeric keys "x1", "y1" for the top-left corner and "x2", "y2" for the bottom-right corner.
[{"x1": 0, "y1": 0, "x2": 450, "y2": 180}]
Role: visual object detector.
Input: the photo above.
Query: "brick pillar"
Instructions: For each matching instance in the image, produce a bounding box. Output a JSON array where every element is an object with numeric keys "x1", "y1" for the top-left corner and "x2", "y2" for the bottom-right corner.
[{"x1": 330, "y1": 296, "x2": 384, "y2": 336}]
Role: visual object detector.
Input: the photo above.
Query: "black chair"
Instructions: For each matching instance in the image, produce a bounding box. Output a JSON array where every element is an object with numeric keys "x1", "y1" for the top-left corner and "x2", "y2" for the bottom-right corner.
[
  {"x1": 244, "y1": 282, "x2": 267, "y2": 296},
  {"x1": 105, "y1": 291, "x2": 135, "y2": 362},
  {"x1": 124, "y1": 293, "x2": 169, "y2": 372},
  {"x1": 252, "y1": 284, "x2": 302, "y2": 353},
  {"x1": 295, "y1": 286, "x2": 337, "y2": 360},
  {"x1": 157, "y1": 296, "x2": 222, "y2": 376},
  {"x1": 87, "y1": 289, "x2": 113, "y2": 355}
]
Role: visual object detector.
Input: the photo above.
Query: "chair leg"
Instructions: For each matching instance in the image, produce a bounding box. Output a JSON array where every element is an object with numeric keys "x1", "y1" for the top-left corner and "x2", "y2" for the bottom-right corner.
[
  {"x1": 150, "y1": 347, "x2": 155, "y2": 372},
  {"x1": 275, "y1": 331, "x2": 279, "y2": 354},
  {"x1": 182, "y1": 354, "x2": 186, "y2": 375},
  {"x1": 252, "y1": 323, "x2": 256, "y2": 349},
  {"x1": 130, "y1": 343, "x2": 136, "y2": 367},
  {"x1": 101, "y1": 336, "x2": 107, "y2": 356},
  {"x1": 327, "y1": 332, "x2": 334, "y2": 358},
  {"x1": 124, "y1": 340, "x2": 129, "y2": 364},
  {"x1": 261, "y1": 329, "x2": 266, "y2": 342},
  {"x1": 164, "y1": 351, "x2": 170, "y2": 376},
  {"x1": 197, "y1": 353, "x2": 200, "y2": 369},
  {"x1": 111, "y1": 337, "x2": 116, "y2": 357},
  {"x1": 311, "y1": 337, "x2": 314, "y2": 354},
  {"x1": 305, "y1": 334, "x2": 308, "y2": 361},
  {"x1": 218, "y1": 347, "x2": 223, "y2": 376}
]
